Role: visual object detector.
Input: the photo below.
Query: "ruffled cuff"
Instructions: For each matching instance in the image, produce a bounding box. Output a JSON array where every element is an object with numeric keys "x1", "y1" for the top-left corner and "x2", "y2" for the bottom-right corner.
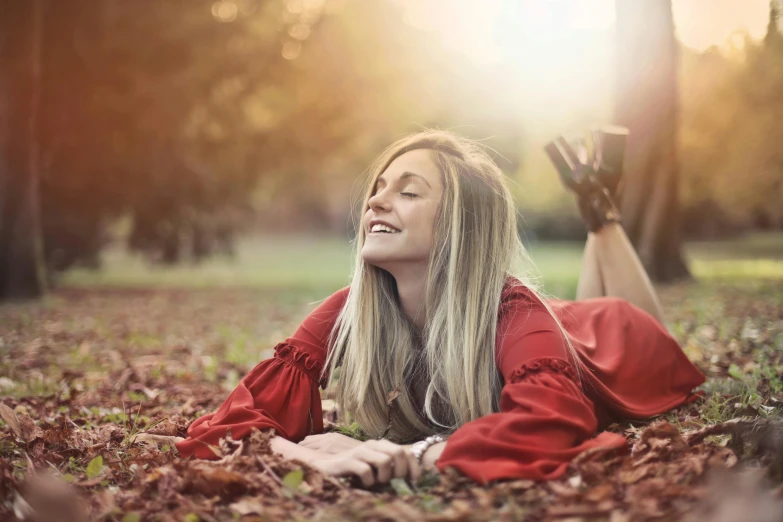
[
  {"x1": 507, "y1": 357, "x2": 579, "y2": 385},
  {"x1": 176, "y1": 342, "x2": 325, "y2": 459},
  {"x1": 274, "y1": 342, "x2": 327, "y2": 387}
]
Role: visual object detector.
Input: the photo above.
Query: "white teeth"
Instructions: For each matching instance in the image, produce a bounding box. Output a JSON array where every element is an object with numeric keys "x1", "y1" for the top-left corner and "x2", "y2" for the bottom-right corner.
[{"x1": 370, "y1": 224, "x2": 400, "y2": 233}]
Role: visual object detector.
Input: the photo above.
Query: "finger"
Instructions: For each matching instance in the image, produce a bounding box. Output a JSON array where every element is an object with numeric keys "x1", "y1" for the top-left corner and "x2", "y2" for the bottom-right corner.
[
  {"x1": 346, "y1": 460, "x2": 375, "y2": 488},
  {"x1": 355, "y1": 447, "x2": 394, "y2": 484},
  {"x1": 391, "y1": 447, "x2": 409, "y2": 480},
  {"x1": 374, "y1": 440, "x2": 408, "y2": 479},
  {"x1": 356, "y1": 447, "x2": 394, "y2": 484},
  {"x1": 405, "y1": 448, "x2": 422, "y2": 483}
]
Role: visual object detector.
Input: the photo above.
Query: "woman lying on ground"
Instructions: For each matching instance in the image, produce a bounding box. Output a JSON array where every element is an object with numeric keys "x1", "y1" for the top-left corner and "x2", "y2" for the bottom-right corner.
[{"x1": 174, "y1": 129, "x2": 705, "y2": 487}]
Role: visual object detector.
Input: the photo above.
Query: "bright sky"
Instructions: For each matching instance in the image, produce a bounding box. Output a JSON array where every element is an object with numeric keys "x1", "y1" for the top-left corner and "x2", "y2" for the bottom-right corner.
[
  {"x1": 395, "y1": 0, "x2": 775, "y2": 204},
  {"x1": 402, "y1": 0, "x2": 773, "y2": 55},
  {"x1": 397, "y1": 0, "x2": 774, "y2": 121},
  {"x1": 673, "y1": 0, "x2": 771, "y2": 51}
]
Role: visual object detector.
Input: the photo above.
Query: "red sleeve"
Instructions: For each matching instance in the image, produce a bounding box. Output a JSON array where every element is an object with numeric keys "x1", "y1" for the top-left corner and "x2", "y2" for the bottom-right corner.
[
  {"x1": 436, "y1": 286, "x2": 627, "y2": 483},
  {"x1": 175, "y1": 286, "x2": 350, "y2": 460}
]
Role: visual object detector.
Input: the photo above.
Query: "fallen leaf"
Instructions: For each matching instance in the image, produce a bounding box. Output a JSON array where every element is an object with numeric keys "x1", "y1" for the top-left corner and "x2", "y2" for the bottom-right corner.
[
  {"x1": 0, "y1": 403, "x2": 22, "y2": 439},
  {"x1": 390, "y1": 477, "x2": 413, "y2": 496},
  {"x1": 85, "y1": 455, "x2": 103, "y2": 479},
  {"x1": 282, "y1": 469, "x2": 304, "y2": 490},
  {"x1": 229, "y1": 498, "x2": 265, "y2": 516}
]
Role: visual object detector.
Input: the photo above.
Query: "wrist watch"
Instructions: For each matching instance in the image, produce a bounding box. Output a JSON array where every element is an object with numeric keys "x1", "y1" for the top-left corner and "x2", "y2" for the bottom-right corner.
[{"x1": 410, "y1": 434, "x2": 446, "y2": 464}]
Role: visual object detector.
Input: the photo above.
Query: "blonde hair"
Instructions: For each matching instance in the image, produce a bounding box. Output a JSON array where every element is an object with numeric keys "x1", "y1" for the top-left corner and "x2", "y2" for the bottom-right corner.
[{"x1": 321, "y1": 129, "x2": 577, "y2": 442}]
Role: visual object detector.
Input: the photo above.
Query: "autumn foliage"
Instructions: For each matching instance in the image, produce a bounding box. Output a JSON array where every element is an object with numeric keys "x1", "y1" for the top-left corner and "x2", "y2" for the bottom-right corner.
[{"x1": 1, "y1": 281, "x2": 782, "y2": 521}]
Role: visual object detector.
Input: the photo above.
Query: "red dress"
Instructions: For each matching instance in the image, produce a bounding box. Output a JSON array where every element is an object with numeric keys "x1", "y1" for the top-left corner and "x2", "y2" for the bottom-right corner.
[{"x1": 175, "y1": 278, "x2": 705, "y2": 484}]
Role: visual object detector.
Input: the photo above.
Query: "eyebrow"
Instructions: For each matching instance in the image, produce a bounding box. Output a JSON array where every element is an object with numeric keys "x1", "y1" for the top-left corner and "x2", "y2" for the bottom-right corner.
[{"x1": 376, "y1": 171, "x2": 432, "y2": 189}]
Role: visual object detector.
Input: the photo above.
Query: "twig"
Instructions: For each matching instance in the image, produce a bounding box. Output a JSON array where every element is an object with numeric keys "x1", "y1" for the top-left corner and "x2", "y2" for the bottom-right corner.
[
  {"x1": 255, "y1": 455, "x2": 311, "y2": 505},
  {"x1": 255, "y1": 455, "x2": 285, "y2": 487}
]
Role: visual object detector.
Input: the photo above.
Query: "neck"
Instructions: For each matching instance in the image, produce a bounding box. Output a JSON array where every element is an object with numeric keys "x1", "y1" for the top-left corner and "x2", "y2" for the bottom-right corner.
[{"x1": 390, "y1": 266, "x2": 428, "y2": 331}]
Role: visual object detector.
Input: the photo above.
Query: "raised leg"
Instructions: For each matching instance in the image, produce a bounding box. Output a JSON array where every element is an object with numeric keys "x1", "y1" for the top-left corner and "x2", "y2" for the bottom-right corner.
[
  {"x1": 576, "y1": 223, "x2": 665, "y2": 325},
  {"x1": 576, "y1": 234, "x2": 604, "y2": 300}
]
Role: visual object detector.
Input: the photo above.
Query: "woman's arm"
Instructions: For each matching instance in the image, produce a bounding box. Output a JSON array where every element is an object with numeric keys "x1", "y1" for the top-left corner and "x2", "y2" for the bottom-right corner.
[
  {"x1": 421, "y1": 441, "x2": 446, "y2": 472},
  {"x1": 156, "y1": 434, "x2": 326, "y2": 463},
  {"x1": 298, "y1": 432, "x2": 364, "y2": 454},
  {"x1": 176, "y1": 287, "x2": 351, "y2": 460},
  {"x1": 271, "y1": 434, "x2": 331, "y2": 461}
]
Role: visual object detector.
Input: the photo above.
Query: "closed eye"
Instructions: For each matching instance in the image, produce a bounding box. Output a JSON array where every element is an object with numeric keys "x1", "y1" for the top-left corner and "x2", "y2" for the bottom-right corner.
[{"x1": 401, "y1": 192, "x2": 418, "y2": 198}]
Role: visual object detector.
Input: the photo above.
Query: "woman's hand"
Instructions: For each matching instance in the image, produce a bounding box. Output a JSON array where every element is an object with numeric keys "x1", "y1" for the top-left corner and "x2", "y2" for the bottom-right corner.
[
  {"x1": 131, "y1": 433, "x2": 185, "y2": 450},
  {"x1": 421, "y1": 441, "x2": 446, "y2": 472},
  {"x1": 298, "y1": 432, "x2": 364, "y2": 455},
  {"x1": 309, "y1": 439, "x2": 421, "y2": 488}
]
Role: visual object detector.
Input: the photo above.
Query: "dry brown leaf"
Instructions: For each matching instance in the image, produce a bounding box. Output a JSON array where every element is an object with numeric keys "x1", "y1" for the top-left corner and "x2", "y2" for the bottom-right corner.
[
  {"x1": 584, "y1": 482, "x2": 615, "y2": 503},
  {"x1": 547, "y1": 502, "x2": 612, "y2": 517},
  {"x1": 618, "y1": 465, "x2": 652, "y2": 484},
  {"x1": 187, "y1": 465, "x2": 249, "y2": 498},
  {"x1": 0, "y1": 403, "x2": 22, "y2": 439},
  {"x1": 548, "y1": 480, "x2": 582, "y2": 499},
  {"x1": 229, "y1": 497, "x2": 266, "y2": 516}
]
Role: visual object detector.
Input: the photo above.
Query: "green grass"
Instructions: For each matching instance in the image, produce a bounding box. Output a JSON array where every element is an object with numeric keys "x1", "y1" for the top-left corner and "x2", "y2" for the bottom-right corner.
[
  {"x1": 59, "y1": 231, "x2": 783, "y2": 299},
  {"x1": 686, "y1": 231, "x2": 783, "y2": 280},
  {"x1": 59, "y1": 235, "x2": 355, "y2": 294},
  {"x1": 59, "y1": 233, "x2": 584, "y2": 296}
]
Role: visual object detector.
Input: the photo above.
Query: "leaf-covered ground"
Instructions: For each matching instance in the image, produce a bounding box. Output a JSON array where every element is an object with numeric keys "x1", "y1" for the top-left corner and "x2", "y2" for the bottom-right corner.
[{"x1": 1, "y1": 279, "x2": 782, "y2": 521}]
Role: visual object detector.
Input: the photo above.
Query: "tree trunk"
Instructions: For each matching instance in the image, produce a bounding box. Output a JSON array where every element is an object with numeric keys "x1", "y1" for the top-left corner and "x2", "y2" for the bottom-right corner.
[
  {"x1": 614, "y1": 0, "x2": 690, "y2": 282},
  {"x1": 0, "y1": 0, "x2": 47, "y2": 300}
]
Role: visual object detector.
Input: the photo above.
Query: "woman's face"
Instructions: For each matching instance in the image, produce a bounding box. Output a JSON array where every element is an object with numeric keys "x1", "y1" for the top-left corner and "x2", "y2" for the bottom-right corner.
[{"x1": 361, "y1": 149, "x2": 444, "y2": 275}]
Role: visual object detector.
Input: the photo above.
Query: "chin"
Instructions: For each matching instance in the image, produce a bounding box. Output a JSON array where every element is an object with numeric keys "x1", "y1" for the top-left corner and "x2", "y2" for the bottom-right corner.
[
  {"x1": 361, "y1": 248, "x2": 393, "y2": 271},
  {"x1": 360, "y1": 250, "x2": 384, "y2": 267}
]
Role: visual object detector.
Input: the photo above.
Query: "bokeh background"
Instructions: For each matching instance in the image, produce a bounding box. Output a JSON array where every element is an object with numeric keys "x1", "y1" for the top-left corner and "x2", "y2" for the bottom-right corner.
[{"x1": 2, "y1": 0, "x2": 783, "y2": 300}]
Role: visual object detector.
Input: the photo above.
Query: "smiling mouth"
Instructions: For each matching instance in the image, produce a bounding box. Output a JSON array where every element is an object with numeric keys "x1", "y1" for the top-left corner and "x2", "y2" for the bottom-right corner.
[{"x1": 369, "y1": 223, "x2": 402, "y2": 234}]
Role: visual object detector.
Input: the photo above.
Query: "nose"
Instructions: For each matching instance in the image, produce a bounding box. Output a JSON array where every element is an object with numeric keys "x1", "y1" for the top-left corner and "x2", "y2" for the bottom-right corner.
[{"x1": 368, "y1": 187, "x2": 392, "y2": 212}]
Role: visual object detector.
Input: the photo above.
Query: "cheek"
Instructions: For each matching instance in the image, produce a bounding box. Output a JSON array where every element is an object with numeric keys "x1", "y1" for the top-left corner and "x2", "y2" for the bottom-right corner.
[
  {"x1": 362, "y1": 210, "x2": 373, "y2": 228},
  {"x1": 421, "y1": 208, "x2": 439, "y2": 243}
]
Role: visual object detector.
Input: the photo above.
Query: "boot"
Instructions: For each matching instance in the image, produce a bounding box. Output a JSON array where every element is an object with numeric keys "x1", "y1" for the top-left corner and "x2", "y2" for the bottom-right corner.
[
  {"x1": 544, "y1": 126, "x2": 628, "y2": 233},
  {"x1": 577, "y1": 177, "x2": 621, "y2": 233}
]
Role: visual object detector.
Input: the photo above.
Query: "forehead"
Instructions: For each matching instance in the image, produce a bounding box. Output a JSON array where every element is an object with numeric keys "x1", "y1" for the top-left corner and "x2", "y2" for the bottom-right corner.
[{"x1": 378, "y1": 149, "x2": 441, "y2": 187}]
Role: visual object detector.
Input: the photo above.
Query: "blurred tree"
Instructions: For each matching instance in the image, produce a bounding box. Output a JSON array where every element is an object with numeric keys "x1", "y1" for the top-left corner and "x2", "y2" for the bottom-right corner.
[
  {"x1": 764, "y1": 0, "x2": 782, "y2": 49},
  {"x1": 0, "y1": 0, "x2": 48, "y2": 300},
  {"x1": 4, "y1": 0, "x2": 530, "y2": 293},
  {"x1": 38, "y1": 0, "x2": 330, "y2": 268},
  {"x1": 614, "y1": 0, "x2": 690, "y2": 282},
  {"x1": 679, "y1": 1, "x2": 783, "y2": 234}
]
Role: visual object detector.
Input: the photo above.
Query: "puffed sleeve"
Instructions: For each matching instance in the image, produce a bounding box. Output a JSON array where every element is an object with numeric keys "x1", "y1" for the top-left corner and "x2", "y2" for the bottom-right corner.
[
  {"x1": 435, "y1": 287, "x2": 627, "y2": 483},
  {"x1": 175, "y1": 286, "x2": 350, "y2": 460}
]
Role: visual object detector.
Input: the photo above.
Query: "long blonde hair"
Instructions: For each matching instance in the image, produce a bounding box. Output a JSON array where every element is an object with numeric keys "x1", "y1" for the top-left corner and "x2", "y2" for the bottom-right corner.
[{"x1": 321, "y1": 129, "x2": 577, "y2": 442}]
